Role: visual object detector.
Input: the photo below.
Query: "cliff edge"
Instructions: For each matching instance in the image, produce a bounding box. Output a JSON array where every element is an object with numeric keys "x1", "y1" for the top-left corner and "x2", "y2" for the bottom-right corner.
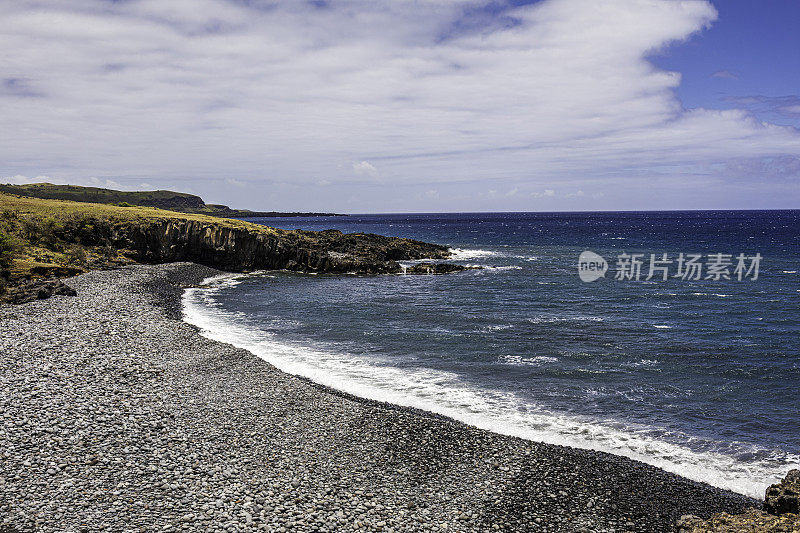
[{"x1": 0, "y1": 193, "x2": 465, "y2": 302}]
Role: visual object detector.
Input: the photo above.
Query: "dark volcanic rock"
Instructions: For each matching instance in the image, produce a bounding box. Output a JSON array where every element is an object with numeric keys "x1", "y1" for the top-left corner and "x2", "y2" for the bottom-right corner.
[
  {"x1": 676, "y1": 470, "x2": 800, "y2": 531},
  {"x1": 109, "y1": 219, "x2": 454, "y2": 275},
  {"x1": 2, "y1": 278, "x2": 76, "y2": 304},
  {"x1": 676, "y1": 509, "x2": 799, "y2": 532},
  {"x1": 765, "y1": 469, "x2": 800, "y2": 515},
  {"x1": 403, "y1": 262, "x2": 481, "y2": 274}
]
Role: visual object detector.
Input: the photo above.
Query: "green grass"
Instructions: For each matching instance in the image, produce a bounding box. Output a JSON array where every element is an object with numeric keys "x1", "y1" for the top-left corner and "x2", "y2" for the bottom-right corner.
[{"x1": 0, "y1": 192, "x2": 281, "y2": 285}]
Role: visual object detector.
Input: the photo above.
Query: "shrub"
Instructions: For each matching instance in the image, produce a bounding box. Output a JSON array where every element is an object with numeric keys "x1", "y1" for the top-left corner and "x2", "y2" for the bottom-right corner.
[
  {"x1": 0, "y1": 231, "x2": 16, "y2": 270},
  {"x1": 20, "y1": 216, "x2": 42, "y2": 243},
  {"x1": 117, "y1": 202, "x2": 134, "y2": 207},
  {"x1": 101, "y1": 244, "x2": 117, "y2": 261},
  {"x1": 20, "y1": 216, "x2": 63, "y2": 249},
  {"x1": 63, "y1": 245, "x2": 88, "y2": 266}
]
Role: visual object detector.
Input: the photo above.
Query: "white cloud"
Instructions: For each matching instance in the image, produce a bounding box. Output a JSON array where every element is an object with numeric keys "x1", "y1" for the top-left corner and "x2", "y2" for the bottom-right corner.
[
  {"x1": 352, "y1": 161, "x2": 379, "y2": 178},
  {"x1": 4, "y1": 175, "x2": 52, "y2": 185},
  {"x1": 86, "y1": 176, "x2": 123, "y2": 189},
  {"x1": 531, "y1": 189, "x2": 556, "y2": 198},
  {"x1": 0, "y1": 0, "x2": 798, "y2": 211}
]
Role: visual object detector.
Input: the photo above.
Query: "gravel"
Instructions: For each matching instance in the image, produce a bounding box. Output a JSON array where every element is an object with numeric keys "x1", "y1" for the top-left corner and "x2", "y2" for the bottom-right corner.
[{"x1": 0, "y1": 263, "x2": 758, "y2": 532}]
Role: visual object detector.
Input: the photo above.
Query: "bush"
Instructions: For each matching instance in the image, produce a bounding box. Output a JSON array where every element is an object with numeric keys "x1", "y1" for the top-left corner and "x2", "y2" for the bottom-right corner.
[
  {"x1": 20, "y1": 216, "x2": 41, "y2": 243},
  {"x1": 0, "y1": 231, "x2": 16, "y2": 270},
  {"x1": 20, "y1": 215, "x2": 63, "y2": 249},
  {"x1": 63, "y1": 245, "x2": 88, "y2": 266},
  {"x1": 101, "y1": 244, "x2": 117, "y2": 261},
  {"x1": 117, "y1": 202, "x2": 134, "y2": 207}
]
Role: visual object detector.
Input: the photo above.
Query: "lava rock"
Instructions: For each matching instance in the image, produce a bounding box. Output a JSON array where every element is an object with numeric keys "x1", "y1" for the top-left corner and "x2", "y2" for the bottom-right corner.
[
  {"x1": 2, "y1": 278, "x2": 77, "y2": 304},
  {"x1": 765, "y1": 469, "x2": 800, "y2": 515},
  {"x1": 403, "y1": 262, "x2": 481, "y2": 274}
]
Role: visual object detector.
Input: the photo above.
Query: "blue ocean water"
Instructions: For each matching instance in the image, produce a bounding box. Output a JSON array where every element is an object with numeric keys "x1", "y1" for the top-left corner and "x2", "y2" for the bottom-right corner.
[{"x1": 183, "y1": 211, "x2": 800, "y2": 497}]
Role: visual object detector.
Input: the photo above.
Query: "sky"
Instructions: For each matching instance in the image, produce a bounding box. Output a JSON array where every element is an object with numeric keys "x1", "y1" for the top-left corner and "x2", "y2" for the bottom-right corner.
[{"x1": 1, "y1": 0, "x2": 799, "y2": 213}]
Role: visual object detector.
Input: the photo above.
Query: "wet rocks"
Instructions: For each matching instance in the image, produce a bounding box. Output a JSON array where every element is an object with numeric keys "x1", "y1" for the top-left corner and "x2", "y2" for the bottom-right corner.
[{"x1": 403, "y1": 263, "x2": 481, "y2": 274}]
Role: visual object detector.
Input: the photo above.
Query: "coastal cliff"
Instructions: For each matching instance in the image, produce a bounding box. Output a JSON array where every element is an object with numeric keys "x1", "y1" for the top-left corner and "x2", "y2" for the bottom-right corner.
[
  {"x1": 109, "y1": 218, "x2": 450, "y2": 274},
  {"x1": 0, "y1": 193, "x2": 462, "y2": 302}
]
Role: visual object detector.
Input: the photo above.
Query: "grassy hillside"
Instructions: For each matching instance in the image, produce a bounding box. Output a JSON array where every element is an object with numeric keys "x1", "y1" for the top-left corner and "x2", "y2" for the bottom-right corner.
[
  {"x1": 0, "y1": 182, "x2": 344, "y2": 217},
  {"x1": 0, "y1": 192, "x2": 275, "y2": 292},
  {"x1": 0, "y1": 183, "x2": 204, "y2": 209}
]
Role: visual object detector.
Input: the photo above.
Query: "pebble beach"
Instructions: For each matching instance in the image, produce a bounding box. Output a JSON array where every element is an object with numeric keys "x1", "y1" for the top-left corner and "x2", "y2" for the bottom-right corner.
[{"x1": 0, "y1": 263, "x2": 758, "y2": 532}]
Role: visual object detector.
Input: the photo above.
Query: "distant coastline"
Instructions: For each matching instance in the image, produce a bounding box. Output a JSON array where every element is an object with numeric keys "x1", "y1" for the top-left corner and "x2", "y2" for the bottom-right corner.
[{"x1": 0, "y1": 183, "x2": 347, "y2": 218}]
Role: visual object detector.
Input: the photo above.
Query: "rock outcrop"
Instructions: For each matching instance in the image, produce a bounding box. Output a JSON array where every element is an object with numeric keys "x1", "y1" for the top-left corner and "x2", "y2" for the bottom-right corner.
[
  {"x1": 765, "y1": 470, "x2": 800, "y2": 515},
  {"x1": 403, "y1": 262, "x2": 481, "y2": 274},
  {"x1": 2, "y1": 278, "x2": 77, "y2": 304},
  {"x1": 676, "y1": 509, "x2": 799, "y2": 532},
  {"x1": 676, "y1": 470, "x2": 800, "y2": 532},
  {"x1": 68, "y1": 218, "x2": 456, "y2": 276},
  {"x1": 0, "y1": 210, "x2": 469, "y2": 304}
]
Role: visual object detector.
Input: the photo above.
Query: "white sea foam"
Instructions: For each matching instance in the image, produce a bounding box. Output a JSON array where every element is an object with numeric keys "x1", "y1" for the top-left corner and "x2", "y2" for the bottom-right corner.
[
  {"x1": 482, "y1": 265, "x2": 523, "y2": 271},
  {"x1": 183, "y1": 278, "x2": 799, "y2": 498},
  {"x1": 481, "y1": 324, "x2": 514, "y2": 332},
  {"x1": 449, "y1": 248, "x2": 538, "y2": 263},
  {"x1": 499, "y1": 354, "x2": 558, "y2": 366},
  {"x1": 653, "y1": 325, "x2": 672, "y2": 329},
  {"x1": 528, "y1": 315, "x2": 604, "y2": 324},
  {"x1": 449, "y1": 248, "x2": 498, "y2": 260}
]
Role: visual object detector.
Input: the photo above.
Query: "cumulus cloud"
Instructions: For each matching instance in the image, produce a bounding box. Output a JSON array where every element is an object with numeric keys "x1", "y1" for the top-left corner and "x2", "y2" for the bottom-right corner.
[
  {"x1": 0, "y1": 0, "x2": 798, "y2": 211},
  {"x1": 352, "y1": 161, "x2": 379, "y2": 178},
  {"x1": 531, "y1": 189, "x2": 556, "y2": 198}
]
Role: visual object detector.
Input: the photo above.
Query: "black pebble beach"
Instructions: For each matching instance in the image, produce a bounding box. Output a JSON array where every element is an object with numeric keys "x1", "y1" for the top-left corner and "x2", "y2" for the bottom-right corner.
[{"x1": 0, "y1": 263, "x2": 758, "y2": 532}]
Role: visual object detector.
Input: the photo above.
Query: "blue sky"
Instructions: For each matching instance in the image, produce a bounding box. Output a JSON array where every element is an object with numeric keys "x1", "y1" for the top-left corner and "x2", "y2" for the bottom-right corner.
[
  {"x1": 1, "y1": 0, "x2": 799, "y2": 212},
  {"x1": 652, "y1": 0, "x2": 800, "y2": 129}
]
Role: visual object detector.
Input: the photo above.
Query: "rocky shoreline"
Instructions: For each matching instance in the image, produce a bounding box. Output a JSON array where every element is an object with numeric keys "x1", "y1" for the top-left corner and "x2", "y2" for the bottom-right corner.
[{"x1": 0, "y1": 263, "x2": 759, "y2": 532}]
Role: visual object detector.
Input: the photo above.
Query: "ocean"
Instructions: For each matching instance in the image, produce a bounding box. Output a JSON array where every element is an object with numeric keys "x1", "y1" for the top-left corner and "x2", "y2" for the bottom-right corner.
[{"x1": 182, "y1": 210, "x2": 799, "y2": 498}]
